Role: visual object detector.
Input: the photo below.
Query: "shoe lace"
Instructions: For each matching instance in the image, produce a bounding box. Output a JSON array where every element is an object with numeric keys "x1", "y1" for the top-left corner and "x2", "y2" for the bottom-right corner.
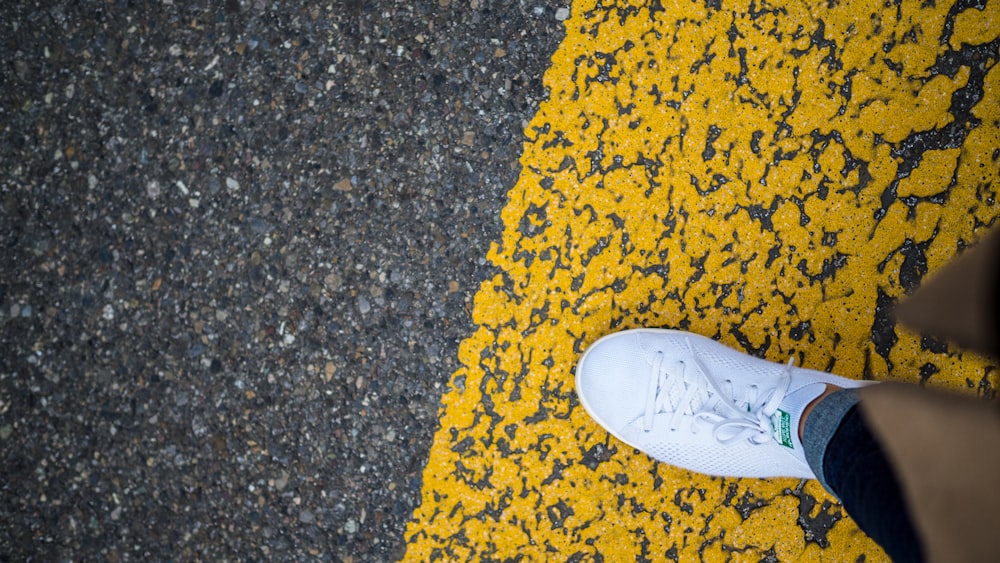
[{"x1": 642, "y1": 339, "x2": 794, "y2": 445}]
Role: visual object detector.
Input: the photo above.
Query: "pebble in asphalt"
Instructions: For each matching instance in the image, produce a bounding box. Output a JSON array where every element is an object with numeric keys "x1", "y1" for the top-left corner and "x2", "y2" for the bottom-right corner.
[{"x1": 0, "y1": 1, "x2": 564, "y2": 559}]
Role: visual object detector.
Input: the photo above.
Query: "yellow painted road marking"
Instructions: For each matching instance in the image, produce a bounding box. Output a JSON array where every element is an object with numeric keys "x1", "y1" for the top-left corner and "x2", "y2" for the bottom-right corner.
[{"x1": 405, "y1": 0, "x2": 1000, "y2": 559}]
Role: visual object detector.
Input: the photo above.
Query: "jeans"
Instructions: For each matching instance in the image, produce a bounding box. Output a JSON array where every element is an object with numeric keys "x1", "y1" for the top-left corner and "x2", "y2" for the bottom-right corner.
[{"x1": 801, "y1": 389, "x2": 925, "y2": 563}]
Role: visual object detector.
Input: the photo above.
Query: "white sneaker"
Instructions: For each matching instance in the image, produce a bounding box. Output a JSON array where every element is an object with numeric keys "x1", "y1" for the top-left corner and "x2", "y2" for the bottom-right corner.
[{"x1": 575, "y1": 329, "x2": 869, "y2": 479}]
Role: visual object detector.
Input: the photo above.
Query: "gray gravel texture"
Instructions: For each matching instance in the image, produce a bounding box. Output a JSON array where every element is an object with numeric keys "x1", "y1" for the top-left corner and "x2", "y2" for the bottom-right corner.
[{"x1": 0, "y1": 1, "x2": 563, "y2": 560}]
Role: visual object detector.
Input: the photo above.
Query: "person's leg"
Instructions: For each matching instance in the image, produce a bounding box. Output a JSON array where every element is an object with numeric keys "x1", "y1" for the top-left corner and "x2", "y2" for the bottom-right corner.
[{"x1": 802, "y1": 388, "x2": 925, "y2": 562}]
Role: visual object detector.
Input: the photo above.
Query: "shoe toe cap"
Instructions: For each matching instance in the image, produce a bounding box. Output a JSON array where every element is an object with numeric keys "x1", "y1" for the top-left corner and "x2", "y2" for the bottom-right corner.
[{"x1": 575, "y1": 332, "x2": 652, "y2": 431}]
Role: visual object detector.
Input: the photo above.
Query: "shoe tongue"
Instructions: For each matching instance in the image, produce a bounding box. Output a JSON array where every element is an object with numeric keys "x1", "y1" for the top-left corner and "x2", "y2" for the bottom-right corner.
[{"x1": 664, "y1": 360, "x2": 709, "y2": 414}]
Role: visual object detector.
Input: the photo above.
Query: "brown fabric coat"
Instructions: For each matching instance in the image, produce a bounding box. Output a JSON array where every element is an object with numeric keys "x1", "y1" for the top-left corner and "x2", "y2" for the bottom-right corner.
[{"x1": 857, "y1": 228, "x2": 1000, "y2": 562}]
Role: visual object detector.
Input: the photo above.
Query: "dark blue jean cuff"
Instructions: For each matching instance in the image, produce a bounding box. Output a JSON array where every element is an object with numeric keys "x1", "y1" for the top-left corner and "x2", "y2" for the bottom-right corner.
[{"x1": 801, "y1": 387, "x2": 861, "y2": 496}]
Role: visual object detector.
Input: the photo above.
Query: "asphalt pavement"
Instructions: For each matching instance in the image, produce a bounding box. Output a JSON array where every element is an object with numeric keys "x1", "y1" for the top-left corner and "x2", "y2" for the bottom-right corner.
[{"x1": 1, "y1": 1, "x2": 564, "y2": 560}]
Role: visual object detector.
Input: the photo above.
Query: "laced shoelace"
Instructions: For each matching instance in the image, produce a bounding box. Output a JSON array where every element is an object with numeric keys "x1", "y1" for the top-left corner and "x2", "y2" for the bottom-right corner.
[{"x1": 642, "y1": 339, "x2": 794, "y2": 445}]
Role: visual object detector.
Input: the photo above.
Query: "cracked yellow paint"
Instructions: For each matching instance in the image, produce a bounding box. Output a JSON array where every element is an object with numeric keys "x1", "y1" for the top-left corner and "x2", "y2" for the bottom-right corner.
[{"x1": 405, "y1": 0, "x2": 1000, "y2": 560}]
